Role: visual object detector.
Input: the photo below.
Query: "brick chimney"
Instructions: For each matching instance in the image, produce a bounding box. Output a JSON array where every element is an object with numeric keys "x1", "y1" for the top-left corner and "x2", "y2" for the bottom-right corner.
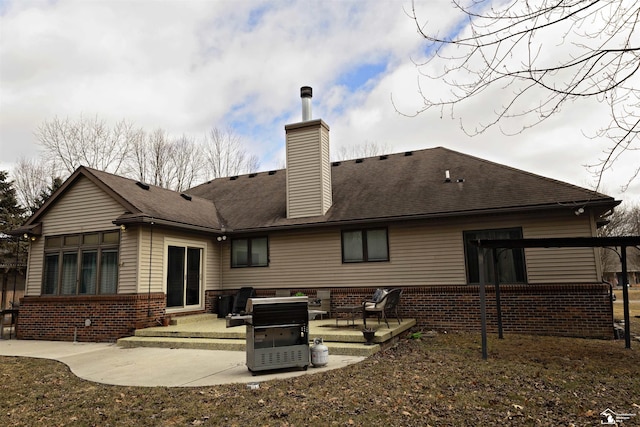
[{"x1": 285, "y1": 87, "x2": 332, "y2": 218}]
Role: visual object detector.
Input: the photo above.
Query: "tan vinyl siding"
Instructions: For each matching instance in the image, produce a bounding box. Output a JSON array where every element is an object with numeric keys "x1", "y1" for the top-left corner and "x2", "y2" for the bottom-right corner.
[
  {"x1": 285, "y1": 120, "x2": 331, "y2": 218},
  {"x1": 137, "y1": 227, "x2": 168, "y2": 293},
  {"x1": 523, "y1": 211, "x2": 599, "y2": 283},
  {"x1": 320, "y1": 125, "x2": 332, "y2": 212},
  {"x1": 221, "y1": 210, "x2": 600, "y2": 289},
  {"x1": 24, "y1": 176, "x2": 128, "y2": 296},
  {"x1": 40, "y1": 176, "x2": 125, "y2": 235},
  {"x1": 117, "y1": 227, "x2": 138, "y2": 294},
  {"x1": 136, "y1": 227, "x2": 219, "y2": 294},
  {"x1": 25, "y1": 239, "x2": 44, "y2": 295}
]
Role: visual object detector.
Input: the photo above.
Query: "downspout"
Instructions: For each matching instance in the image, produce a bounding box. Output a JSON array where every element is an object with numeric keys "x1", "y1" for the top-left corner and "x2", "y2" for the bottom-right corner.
[{"x1": 147, "y1": 219, "x2": 155, "y2": 317}]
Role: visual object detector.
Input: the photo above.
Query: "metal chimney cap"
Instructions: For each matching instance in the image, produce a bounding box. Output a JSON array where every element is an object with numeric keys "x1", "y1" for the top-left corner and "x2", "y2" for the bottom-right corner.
[{"x1": 300, "y1": 86, "x2": 312, "y2": 98}]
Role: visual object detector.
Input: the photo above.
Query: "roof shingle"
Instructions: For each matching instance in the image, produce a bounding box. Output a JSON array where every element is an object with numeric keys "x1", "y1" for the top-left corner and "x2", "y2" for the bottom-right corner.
[{"x1": 188, "y1": 147, "x2": 617, "y2": 231}]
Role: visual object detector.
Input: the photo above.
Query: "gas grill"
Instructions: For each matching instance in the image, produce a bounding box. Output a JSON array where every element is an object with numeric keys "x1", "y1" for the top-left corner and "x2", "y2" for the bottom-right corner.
[{"x1": 243, "y1": 296, "x2": 310, "y2": 374}]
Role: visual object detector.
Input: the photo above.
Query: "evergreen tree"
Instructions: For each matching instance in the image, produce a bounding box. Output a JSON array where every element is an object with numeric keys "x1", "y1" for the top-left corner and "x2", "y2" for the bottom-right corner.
[
  {"x1": 30, "y1": 176, "x2": 63, "y2": 214},
  {"x1": 0, "y1": 170, "x2": 26, "y2": 266}
]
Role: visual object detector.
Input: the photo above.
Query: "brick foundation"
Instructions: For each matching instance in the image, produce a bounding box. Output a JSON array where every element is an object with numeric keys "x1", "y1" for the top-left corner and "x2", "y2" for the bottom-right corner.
[
  {"x1": 215, "y1": 283, "x2": 613, "y2": 340},
  {"x1": 17, "y1": 284, "x2": 614, "y2": 342},
  {"x1": 330, "y1": 283, "x2": 614, "y2": 339},
  {"x1": 17, "y1": 293, "x2": 167, "y2": 342}
]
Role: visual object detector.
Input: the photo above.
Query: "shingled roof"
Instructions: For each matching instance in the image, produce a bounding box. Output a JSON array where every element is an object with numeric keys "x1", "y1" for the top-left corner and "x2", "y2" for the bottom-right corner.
[
  {"x1": 16, "y1": 166, "x2": 222, "y2": 234},
  {"x1": 188, "y1": 147, "x2": 618, "y2": 232},
  {"x1": 13, "y1": 147, "x2": 618, "y2": 237}
]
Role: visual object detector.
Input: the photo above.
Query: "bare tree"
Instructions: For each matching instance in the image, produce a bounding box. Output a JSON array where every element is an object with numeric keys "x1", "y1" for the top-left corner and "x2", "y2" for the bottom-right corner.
[
  {"x1": 126, "y1": 130, "x2": 205, "y2": 191},
  {"x1": 598, "y1": 203, "x2": 640, "y2": 280},
  {"x1": 147, "y1": 129, "x2": 175, "y2": 189},
  {"x1": 403, "y1": 0, "x2": 640, "y2": 191},
  {"x1": 203, "y1": 127, "x2": 259, "y2": 179},
  {"x1": 171, "y1": 135, "x2": 205, "y2": 192},
  {"x1": 10, "y1": 158, "x2": 52, "y2": 213},
  {"x1": 333, "y1": 141, "x2": 390, "y2": 161},
  {"x1": 36, "y1": 115, "x2": 136, "y2": 175},
  {"x1": 35, "y1": 116, "x2": 261, "y2": 190}
]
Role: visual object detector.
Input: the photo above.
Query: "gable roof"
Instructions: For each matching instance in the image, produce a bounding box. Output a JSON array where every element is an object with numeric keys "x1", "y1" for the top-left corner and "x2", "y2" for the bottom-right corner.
[
  {"x1": 13, "y1": 147, "x2": 619, "y2": 237},
  {"x1": 188, "y1": 147, "x2": 618, "y2": 232},
  {"x1": 16, "y1": 166, "x2": 222, "y2": 234}
]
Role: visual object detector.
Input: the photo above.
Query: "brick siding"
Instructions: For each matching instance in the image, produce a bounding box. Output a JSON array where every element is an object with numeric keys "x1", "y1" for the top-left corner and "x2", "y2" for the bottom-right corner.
[
  {"x1": 329, "y1": 284, "x2": 614, "y2": 339},
  {"x1": 16, "y1": 293, "x2": 166, "y2": 342},
  {"x1": 16, "y1": 284, "x2": 614, "y2": 342},
  {"x1": 212, "y1": 284, "x2": 613, "y2": 340}
]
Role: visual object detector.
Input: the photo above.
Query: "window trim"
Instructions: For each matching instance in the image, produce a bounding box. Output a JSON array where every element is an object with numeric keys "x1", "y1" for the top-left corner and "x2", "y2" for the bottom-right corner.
[
  {"x1": 230, "y1": 236, "x2": 269, "y2": 268},
  {"x1": 42, "y1": 230, "x2": 120, "y2": 295},
  {"x1": 341, "y1": 227, "x2": 390, "y2": 263},
  {"x1": 463, "y1": 227, "x2": 527, "y2": 285}
]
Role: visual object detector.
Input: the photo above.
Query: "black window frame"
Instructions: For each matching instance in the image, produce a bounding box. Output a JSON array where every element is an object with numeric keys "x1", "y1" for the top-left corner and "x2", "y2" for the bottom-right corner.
[
  {"x1": 463, "y1": 227, "x2": 527, "y2": 284},
  {"x1": 230, "y1": 236, "x2": 269, "y2": 268},
  {"x1": 341, "y1": 227, "x2": 389, "y2": 263},
  {"x1": 42, "y1": 230, "x2": 120, "y2": 295}
]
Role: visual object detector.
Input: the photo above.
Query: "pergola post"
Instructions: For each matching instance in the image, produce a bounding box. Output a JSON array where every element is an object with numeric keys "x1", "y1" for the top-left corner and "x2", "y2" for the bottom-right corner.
[
  {"x1": 478, "y1": 246, "x2": 488, "y2": 360},
  {"x1": 493, "y1": 248, "x2": 504, "y2": 339},
  {"x1": 621, "y1": 246, "x2": 631, "y2": 349}
]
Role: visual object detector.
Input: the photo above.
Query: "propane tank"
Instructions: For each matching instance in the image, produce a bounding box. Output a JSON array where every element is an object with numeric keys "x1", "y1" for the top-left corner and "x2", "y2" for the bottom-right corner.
[{"x1": 311, "y1": 337, "x2": 329, "y2": 367}]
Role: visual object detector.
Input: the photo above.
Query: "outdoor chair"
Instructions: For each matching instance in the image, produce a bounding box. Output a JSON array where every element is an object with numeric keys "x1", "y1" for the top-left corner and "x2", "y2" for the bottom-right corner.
[
  {"x1": 232, "y1": 287, "x2": 256, "y2": 314},
  {"x1": 362, "y1": 288, "x2": 403, "y2": 328}
]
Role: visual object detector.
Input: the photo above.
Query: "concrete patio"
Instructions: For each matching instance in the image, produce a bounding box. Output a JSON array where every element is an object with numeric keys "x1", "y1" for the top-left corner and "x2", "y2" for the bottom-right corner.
[{"x1": 118, "y1": 314, "x2": 416, "y2": 357}]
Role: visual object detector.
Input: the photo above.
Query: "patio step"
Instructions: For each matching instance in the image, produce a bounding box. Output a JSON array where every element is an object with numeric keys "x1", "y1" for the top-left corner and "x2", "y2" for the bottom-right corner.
[
  {"x1": 171, "y1": 313, "x2": 218, "y2": 325},
  {"x1": 117, "y1": 316, "x2": 416, "y2": 358},
  {"x1": 117, "y1": 336, "x2": 382, "y2": 357}
]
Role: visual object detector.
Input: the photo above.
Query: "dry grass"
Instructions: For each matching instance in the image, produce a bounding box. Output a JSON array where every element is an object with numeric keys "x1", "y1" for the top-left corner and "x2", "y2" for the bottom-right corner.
[
  {"x1": 1, "y1": 289, "x2": 638, "y2": 426},
  {"x1": 613, "y1": 288, "x2": 640, "y2": 335},
  {"x1": 2, "y1": 324, "x2": 639, "y2": 426}
]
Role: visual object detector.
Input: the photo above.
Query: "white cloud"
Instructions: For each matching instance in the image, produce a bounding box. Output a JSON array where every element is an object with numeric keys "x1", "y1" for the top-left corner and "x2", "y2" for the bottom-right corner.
[{"x1": 0, "y1": 0, "x2": 638, "y2": 206}]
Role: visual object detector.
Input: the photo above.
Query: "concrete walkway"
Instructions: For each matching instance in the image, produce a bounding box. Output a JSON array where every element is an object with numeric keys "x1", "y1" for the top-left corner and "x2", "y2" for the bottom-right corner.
[{"x1": 0, "y1": 339, "x2": 365, "y2": 387}]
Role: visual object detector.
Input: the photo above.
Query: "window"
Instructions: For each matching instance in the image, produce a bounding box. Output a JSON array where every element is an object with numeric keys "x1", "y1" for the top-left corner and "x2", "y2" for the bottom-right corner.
[
  {"x1": 464, "y1": 228, "x2": 526, "y2": 284},
  {"x1": 231, "y1": 237, "x2": 268, "y2": 267},
  {"x1": 42, "y1": 231, "x2": 119, "y2": 295},
  {"x1": 342, "y1": 228, "x2": 389, "y2": 263}
]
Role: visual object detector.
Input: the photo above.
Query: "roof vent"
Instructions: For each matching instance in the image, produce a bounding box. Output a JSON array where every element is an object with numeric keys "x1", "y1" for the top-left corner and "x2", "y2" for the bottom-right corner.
[
  {"x1": 456, "y1": 178, "x2": 465, "y2": 183},
  {"x1": 268, "y1": 170, "x2": 277, "y2": 175},
  {"x1": 301, "y1": 86, "x2": 312, "y2": 121},
  {"x1": 249, "y1": 173, "x2": 258, "y2": 178},
  {"x1": 136, "y1": 181, "x2": 150, "y2": 190},
  {"x1": 332, "y1": 161, "x2": 341, "y2": 167},
  {"x1": 445, "y1": 170, "x2": 451, "y2": 182},
  {"x1": 404, "y1": 151, "x2": 413, "y2": 156},
  {"x1": 229, "y1": 176, "x2": 238, "y2": 181},
  {"x1": 180, "y1": 193, "x2": 192, "y2": 201},
  {"x1": 379, "y1": 155, "x2": 388, "y2": 160},
  {"x1": 355, "y1": 158, "x2": 364, "y2": 164}
]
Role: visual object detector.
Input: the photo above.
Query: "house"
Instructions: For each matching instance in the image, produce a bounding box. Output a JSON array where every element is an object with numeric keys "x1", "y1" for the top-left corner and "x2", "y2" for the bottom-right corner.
[
  {"x1": 12, "y1": 88, "x2": 620, "y2": 342},
  {"x1": 602, "y1": 245, "x2": 640, "y2": 286}
]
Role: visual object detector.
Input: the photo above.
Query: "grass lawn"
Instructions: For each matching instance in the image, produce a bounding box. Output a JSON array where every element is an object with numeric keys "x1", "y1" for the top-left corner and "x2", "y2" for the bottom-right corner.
[
  {"x1": 613, "y1": 288, "x2": 640, "y2": 336},
  {"x1": 1, "y1": 291, "x2": 638, "y2": 426}
]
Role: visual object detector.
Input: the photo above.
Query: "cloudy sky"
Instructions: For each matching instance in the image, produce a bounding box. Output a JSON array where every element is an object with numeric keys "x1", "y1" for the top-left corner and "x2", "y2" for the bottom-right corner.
[{"x1": 1, "y1": 0, "x2": 638, "y2": 206}]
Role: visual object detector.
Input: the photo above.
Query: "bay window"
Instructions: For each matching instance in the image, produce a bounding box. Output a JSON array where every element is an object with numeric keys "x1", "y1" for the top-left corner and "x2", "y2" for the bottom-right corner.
[{"x1": 42, "y1": 231, "x2": 119, "y2": 295}]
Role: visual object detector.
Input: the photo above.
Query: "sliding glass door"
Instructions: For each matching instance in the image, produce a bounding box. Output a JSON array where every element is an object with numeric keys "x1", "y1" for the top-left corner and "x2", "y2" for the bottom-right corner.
[{"x1": 167, "y1": 245, "x2": 202, "y2": 309}]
